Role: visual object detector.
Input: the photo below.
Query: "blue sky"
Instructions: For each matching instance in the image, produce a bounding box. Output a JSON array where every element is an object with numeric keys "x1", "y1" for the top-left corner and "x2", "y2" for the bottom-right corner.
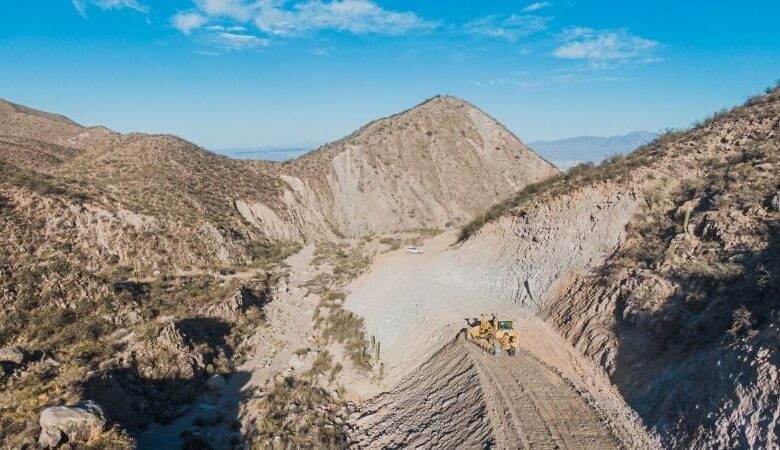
[{"x1": 1, "y1": 1, "x2": 779, "y2": 151}]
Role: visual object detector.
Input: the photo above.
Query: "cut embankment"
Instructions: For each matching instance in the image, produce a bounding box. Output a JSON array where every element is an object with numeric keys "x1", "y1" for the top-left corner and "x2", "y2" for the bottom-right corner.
[
  {"x1": 349, "y1": 338, "x2": 624, "y2": 449},
  {"x1": 348, "y1": 341, "x2": 494, "y2": 448}
]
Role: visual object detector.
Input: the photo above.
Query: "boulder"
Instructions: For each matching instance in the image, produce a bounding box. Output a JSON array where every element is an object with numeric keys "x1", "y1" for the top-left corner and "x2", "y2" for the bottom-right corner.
[
  {"x1": 770, "y1": 191, "x2": 780, "y2": 212},
  {"x1": 0, "y1": 346, "x2": 25, "y2": 365},
  {"x1": 205, "y1": 374, "x2": 226, "y2": 391},
  {"x1": 38, "y1": 401, "x2": 106, "y2": 448},
  {"x1": 200, "y1": 286, "x2": 263, "y2": 322}
]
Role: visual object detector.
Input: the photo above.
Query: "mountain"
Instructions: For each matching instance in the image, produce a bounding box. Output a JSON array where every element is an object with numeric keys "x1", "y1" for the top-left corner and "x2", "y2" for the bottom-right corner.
[
  {"x1": 0, "y1": 95, "x2": 557, "y2": 269},
  {"x1": 215, "y1": 147, "x2": 312, "y2": 161},
  {"x1": 269, "y1": 95, "x2": 559, "y2": 238},
  {"x1": 0, "y1": 95, "x2": 558, "y2": 447},
  {"x1": 530, "y1": 131, "x2": 658, "y2": 170},
  {"x1": 443, "y1": 87, "x2": 780, "y2": 447}
]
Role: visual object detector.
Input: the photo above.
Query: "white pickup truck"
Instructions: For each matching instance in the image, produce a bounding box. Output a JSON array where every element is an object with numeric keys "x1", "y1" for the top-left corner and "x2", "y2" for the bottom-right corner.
[{"x1": 406, "y1": 246, "x2": 424, "y2": 254}]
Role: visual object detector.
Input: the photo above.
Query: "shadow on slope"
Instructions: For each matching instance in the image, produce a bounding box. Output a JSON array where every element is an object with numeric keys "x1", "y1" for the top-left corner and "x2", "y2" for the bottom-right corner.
[
  {"x1": 82, "y1": 317, "x2": 252, "y2": 449},
  {"x1": 608, "y1": 172, "x2": 780, "y2": 445}
]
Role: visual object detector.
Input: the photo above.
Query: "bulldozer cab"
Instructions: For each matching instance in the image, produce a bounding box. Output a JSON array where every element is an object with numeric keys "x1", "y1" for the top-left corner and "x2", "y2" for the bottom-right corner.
[{"x1": 497, "y1": 320, "x2": 513, "y2": 331}]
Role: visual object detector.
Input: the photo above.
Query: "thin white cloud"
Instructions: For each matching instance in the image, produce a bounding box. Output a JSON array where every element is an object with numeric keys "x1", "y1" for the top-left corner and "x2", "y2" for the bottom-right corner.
[
  {"x1": 210, "y1": 32, "x2": 270, "y2": 50},
  {"x1": 464, "y1": 14, "x2": 551, "y2": 42},
  {"x1": 172, "y1": 12, "x2": 208, "y2": 34},
  {"x1": 475, "y1": 70, "x2": 631, "y2": 89},
  {"x1": 194, "y1": 0, "x2": 256, "y2": 21},
  {"x1": 311, "y1": 47, "x2": 332, "y2": 56},
  {"x1": 522, "y1": 2, "x2": 552, "y2": 13},
  {"x1": 72, "y1": 0, "x2": 149, "y2": 18},
  {"x1": 204, "y1": 24, "x2": 248, "y2": 32},
  {"x1": 170, "y1": 0, "x2": 436, "y2": 51},
  {"x1": 254, "y1": 0, "x2": 438, "y2": 36},
  {"x1": 553, "y1": 27, "x2": 658, "y2": 61}
]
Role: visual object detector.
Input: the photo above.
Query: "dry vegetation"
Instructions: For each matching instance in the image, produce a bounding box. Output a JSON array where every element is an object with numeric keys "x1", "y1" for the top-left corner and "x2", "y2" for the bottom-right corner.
[{"x1": 463, "y1": 82, "x2": 780, "y2": 447}]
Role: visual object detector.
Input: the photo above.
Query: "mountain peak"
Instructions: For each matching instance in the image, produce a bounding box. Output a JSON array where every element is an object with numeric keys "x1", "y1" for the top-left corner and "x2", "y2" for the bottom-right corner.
[{"x1": 0, "y1": 98, "x2": 81, "y2": 126}]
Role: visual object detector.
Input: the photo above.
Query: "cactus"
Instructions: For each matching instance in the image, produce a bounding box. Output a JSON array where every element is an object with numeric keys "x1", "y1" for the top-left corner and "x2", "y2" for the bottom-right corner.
[
  {"x1": 371, "y1": 335, "x2": 376, "y2": 350},
  {"x1": 379, "y1": 362, "x2": 384, "y2": 380},
  {"x1": 683, "y1": 209, "x2": 691, "y2": 233},
  {"x1": 376, "y1": 341, "x2": 381, "y2": 361}
]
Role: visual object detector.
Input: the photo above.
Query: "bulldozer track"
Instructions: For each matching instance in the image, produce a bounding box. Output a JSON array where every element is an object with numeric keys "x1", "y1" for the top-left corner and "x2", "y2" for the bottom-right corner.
[
  {"x1": 466, "y1": 342, "x2": 620, "y2": 449},
  {"x1": 352, "y1": 338, "x2": 623, "y2": 449}
]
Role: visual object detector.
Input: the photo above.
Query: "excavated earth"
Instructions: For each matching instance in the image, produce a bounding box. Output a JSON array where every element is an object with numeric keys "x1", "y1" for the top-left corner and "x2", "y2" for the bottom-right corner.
[
  {"x1": 344, "y1": 232, "x2": 659, "y2": 449},
  {"x1": 350, "y1": 339, "x2": 622, "y2": 449}
]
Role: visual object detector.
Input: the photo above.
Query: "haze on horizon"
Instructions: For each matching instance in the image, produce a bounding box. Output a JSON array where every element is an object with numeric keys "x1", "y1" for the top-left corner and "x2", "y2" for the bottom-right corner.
[{"x1": 1, "y1": 0, "x2": 778, "y2": 151}]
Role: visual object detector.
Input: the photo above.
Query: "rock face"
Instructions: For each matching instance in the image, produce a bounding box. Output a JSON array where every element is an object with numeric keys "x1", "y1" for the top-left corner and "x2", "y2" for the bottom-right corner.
[
  {"x1": 38, "y1": 401, "x2": 106, "y2": 448},
  {"x1": 0, "y1": 346, "x2": 25, "y2": 365},
  {"x1": 200, "y1": 286, "x2": 265, "y2": 322},
  {"x1": 770, "y1": 191, "x2": 780, "y2": 211},
  {"x1": 446, "y1": 88, "x2": 780, "y2": 447},
  {"x1": 434, "y1": 182, "x2": 638, "y2": 309},
  {"x1": 275, "y1": 96, "x2": 559, "y2": 238}
]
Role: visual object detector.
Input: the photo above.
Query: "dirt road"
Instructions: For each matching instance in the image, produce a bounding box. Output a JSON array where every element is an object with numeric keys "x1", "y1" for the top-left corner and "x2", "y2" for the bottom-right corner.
[
  {"x1": 345, "y1": 231, "x2": 659, "y2": 448},
  {"x1": 468, "y1": 343, "x2": 619, "y2": 449},
  {"x1": 350, "y1": 338, "x2": 623, "y2": 449}
]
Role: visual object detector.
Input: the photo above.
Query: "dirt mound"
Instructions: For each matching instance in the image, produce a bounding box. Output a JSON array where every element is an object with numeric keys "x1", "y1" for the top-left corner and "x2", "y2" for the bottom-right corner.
[
  {"x1": 350, "y1": 338, "x2": 623, "y2": 449},
  {"x1": 349, "y1": 340, "x2": 493, "y2": 448}
]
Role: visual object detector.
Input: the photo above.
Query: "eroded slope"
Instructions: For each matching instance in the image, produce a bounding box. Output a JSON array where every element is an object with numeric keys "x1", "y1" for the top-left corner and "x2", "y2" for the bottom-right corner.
[{"x1": 446, "y1": 86, "x2": 780, "y2": 447}]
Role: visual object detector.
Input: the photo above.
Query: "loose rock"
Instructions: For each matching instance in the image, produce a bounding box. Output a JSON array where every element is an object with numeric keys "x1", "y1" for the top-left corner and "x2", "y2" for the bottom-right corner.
[
  {"x1": 38, "y1": 401, "x2": 106, "y2": 448},
  {"x1": 0, "y1": 345, "x2": 25, "y2": 365},
  {"x1": 205, "y1": 374, "x2": 227, "y2": 391}
]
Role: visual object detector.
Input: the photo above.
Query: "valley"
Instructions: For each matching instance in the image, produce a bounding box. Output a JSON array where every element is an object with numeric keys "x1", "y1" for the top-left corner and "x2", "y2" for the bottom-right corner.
[{"x1": 1, "y1": 84, "x2": 779, "y2": 449}]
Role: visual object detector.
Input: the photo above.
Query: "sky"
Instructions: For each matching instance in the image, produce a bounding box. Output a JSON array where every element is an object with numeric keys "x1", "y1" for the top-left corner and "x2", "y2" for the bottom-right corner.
[{"x1": 0, "y1": 1, "x2": 779, "y2": 152}]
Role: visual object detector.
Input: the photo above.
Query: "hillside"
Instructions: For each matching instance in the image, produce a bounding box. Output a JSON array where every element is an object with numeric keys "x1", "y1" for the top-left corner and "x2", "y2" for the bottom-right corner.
[
  {"x1": 438, "y1": 85, "x2": 780, "y2": 447},
  {"x1": 264, "y1": 95, "x2": 558, "y2": 238},
  {"x1": 0, "y1": 95, "x2": 558, "y2": 448}
]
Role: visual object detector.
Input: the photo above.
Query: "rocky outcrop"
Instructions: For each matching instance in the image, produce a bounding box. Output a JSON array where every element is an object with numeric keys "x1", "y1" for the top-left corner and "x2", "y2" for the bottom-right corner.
[
  {"x1": 137, "y1": 321, "x2": 206, "y2": 380},
  {"x1": 0, "y1": 346, "x2": 25, "y2": 365},
  {"x1": 448, "y1": 87, "x2": 780, "y2": 447},
  {"x1": 38, "y1": 401, "x2": 106, "y2": 448},
  {"x1": 200, "y1": 286, "x2": 265, "y2": 322},
  {"x1": 433, "y1": 182, "x2": 639, "y2": 310},
  {"x1": 205, "y1": 374, "x2": 226, "y2": 391}
]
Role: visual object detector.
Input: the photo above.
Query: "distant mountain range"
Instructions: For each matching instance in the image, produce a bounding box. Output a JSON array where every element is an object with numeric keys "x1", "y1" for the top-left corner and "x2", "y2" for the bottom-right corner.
[
  {"x1": 219, "y1": 131, "x2": 658, "y2": 169},
  {"x1": 529, "y1": 131, "x2": 659, "y2": 170},
  {"x1": 215, "y1": 147, "x2": 313, "y2": 161}
]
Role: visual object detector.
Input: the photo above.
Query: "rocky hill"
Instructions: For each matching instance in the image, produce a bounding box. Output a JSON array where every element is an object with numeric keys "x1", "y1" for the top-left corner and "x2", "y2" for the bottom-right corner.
[
  {"x1": 275, "y1": 96, "x2": 558, "y2": 237},
  {"x1": 1, "y1": 96, "x2": 557, "y2": 263},
  {"x1": 442, "y1": 85, "x2": 780, "y2": 447},
  {"x1": 0, "y1": 95, "x2": 556, "y2": 447}
]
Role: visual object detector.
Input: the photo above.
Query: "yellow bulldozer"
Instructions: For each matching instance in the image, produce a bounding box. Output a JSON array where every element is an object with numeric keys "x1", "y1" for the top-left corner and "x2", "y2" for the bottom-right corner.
[{"x1": 466, "y1": 314, "x2": 519, "y2": 356}]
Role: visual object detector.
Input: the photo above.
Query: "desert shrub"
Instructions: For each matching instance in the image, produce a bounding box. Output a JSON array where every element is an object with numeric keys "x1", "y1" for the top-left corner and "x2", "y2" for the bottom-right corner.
[{"x1": 249, "y1": 377, "x2": 347, "y2": 449}]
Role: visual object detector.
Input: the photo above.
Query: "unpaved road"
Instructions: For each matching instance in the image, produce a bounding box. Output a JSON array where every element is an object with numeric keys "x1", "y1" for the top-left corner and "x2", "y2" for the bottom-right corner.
[
  {"x1": 345, "y1": 231, "x2": 659, "y2": 448},
  {"x1": 350, "y1": 338, "x2": 621, "y2": 449},
  {"x1": 468, "y1": 344, "x2": 618, "y2": 449}
]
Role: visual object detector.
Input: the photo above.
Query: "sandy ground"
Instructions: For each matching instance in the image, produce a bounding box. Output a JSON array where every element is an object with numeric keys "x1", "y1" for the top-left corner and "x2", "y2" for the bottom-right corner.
[{"x1": 344, "y1": 231, "x2": 659, "y2": 448}]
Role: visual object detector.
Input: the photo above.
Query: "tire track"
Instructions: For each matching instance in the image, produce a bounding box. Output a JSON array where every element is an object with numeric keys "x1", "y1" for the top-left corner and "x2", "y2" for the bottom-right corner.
[
  {"x1": 351, "y1": 338, "x2": 622, "y2": 449},
  {"x1": 469, "y1": 342, "x2": 620, "y2": 449}
]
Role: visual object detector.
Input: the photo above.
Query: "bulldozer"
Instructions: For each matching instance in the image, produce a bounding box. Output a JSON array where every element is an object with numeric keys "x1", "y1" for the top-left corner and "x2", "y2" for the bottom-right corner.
[{"x1": 466, "y1": 314, "x2": 519, "y2": 356}]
